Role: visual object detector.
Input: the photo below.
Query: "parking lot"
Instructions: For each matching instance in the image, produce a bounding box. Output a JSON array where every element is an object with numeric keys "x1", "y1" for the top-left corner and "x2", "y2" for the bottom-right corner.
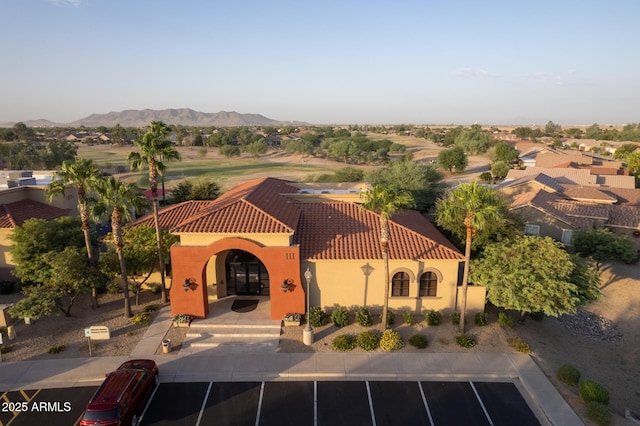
[{"x1": 1, "y1": 380, "x2": 541, "y2": 425}]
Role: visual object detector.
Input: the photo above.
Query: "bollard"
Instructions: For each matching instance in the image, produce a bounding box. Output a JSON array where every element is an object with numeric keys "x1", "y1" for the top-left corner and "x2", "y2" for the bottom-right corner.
[
  {"x1": 7, "y1": 325, "x2": 16, "y2": 340},
  {"x1": 162, "y1": 339, "x2": 171, "y2": 354}
]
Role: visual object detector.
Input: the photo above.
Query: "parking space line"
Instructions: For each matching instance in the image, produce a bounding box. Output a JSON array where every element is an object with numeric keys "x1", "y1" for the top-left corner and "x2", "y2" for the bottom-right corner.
[
  {"x1": 470, "y1": 381, "x2": 494, "y2": 426},
  {"x1": 313, "y1": 381, "x2": 318, "y2": 426},
  {"x1": 195, "y1": 382, "x2": 212, "y2": 426},
  {"x1": 255, "y1": 382, "x2": 265, "y2": 426},
  {"x1": 138, "y1": 381, "x2": 160, "y2": 425},
  {"x1": 417, "y1": 382, "x2": 435, "y2": 426},
  {"x1": 365, "y1": 381, "x2": 377, "y2": 426}
]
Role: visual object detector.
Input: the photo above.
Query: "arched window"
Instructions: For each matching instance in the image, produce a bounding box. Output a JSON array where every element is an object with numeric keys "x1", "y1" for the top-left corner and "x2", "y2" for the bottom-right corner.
[
  {"x1": 391, "y1": 272, "x2": 410, "y2": 297},
  {"x1": 419, "y1": 271, "x2": 438, "y2": 297}
]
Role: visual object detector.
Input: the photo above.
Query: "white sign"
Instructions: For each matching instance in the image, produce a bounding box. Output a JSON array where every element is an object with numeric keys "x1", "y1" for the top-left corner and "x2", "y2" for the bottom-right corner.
[
  {"x1": 84, "y1": 328, "x2": 91, "y2": 338},
  {"x1": 89, "y1": 325, "x2": 111, "y2": 340}
]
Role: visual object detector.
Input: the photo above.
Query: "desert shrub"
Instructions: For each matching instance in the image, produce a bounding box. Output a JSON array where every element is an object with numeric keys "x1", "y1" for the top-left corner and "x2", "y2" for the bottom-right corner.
[
  {"x1": 48, "y1": 344, "x2": 66, "y2": 354},
  {"x1": 474, "y1": 312, "x2": 488, "y2": 326},
  {"x1": 456, "y1": 334, "x2": 476, "y2": 348},
  {"x1": 451, "y1": 311, "x2": 460, "y2": 325},
  {"x1": 149, "y1": 284, "x2": 162, "y2": 294},
  {"x1": 402, "y1": 310, "x2": 415, "y2": 325},
  {"x1": 507, "y1": 336, "x2": 531, "y2": 354},
  {"x1": 106, "y1": 280, "x2": 121, "y2": 294},
  {"x1": 173, "y1": 314, "x2": 193, "y2": 324},
  {"x1": 332, "y1": 334, "x2": 356, "y2": 351},
  {"x1": 408, "y1": 334, "x2": 428, "y2": 349},
  {"x1": 557, "y1": 364, "x2": 581, "y2": 386},
  {"x1": 144, "y1": 304, "x2": 158, "y2": 313},
  {"x1": 379, "y1": 309, "x2": 395, "y2": 326},
  {"x1": 585, "y1": 401, "x2": 611, "y2": 426},
  {"x1": 498, "y1": 312, "x2": 513, "y2": 327},
  {"x1": 530, "y1": 311, "x2": 544, "y2": 321},
  {"x1": 579, "y1": 380, "x2": 610, "y2": 405},
  {"x1": 425, "y1": 310, "x2": 442, "y2": 326},
  {"x1": 356, "y1": 331, "x2": 380, "y2": 351},
  {"x1": 355, "y1": 307, "x2": 372, "y2": 327},
  {"x1": 308, "y1": 306, "x2": 325, "y2": 327},
  {"x1": 331, "y1": 306, "x2": 350, "y2": 327},
  {"x1": 131, "y1": 312, "x2": 151, "y2": 326},
  {"x1": 380, "y1": 329, "x2": 404, "y2": 351}
]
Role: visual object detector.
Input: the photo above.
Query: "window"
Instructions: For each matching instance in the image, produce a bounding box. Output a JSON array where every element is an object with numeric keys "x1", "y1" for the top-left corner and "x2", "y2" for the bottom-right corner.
[
  {"x1": 419, "y1": 272, "x2": 438, "y2": 297},
  {"x1": 561, "y1": 229, "x2": 574, "y2": 246},
  {"x1": 524, "y1": 224, "x2": 540, "y2": 236},
  {"x1": 391, "y1": 272, "x2": 410, "y2": 297}
]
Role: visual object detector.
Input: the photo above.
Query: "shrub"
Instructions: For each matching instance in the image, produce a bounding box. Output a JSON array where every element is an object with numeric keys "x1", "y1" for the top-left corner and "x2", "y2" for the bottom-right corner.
[
  {"x1": 0, "y1": 346, "x2": 11, "y2": 354},
  {"x1": 456, "y1": 334, "x2": 476, "y2": 348},
  {"x1": 425, "y1": 310, "x2": 442, "y2": 326},
  {"x1": 355, "y1": 307, "x2": 372, "y2": 327},
  {"x1": 356, "y1": 331, "x2": 380, "y2": 351},
  {"x1": 474, "y1": 312, "x2": 488, "y2": 326},
  {"x1": 149, "y1": 284, "x2": 162, "y2": 294},
  {"x1": 379, "y1": 309, "x2": 395, "y2": 326},
  {"x1": 530, "y1": 311, "x2": 544, "y2": 321},
  {"x1": 402, "y1": 310, "x2": 415, "y2": 325},
  {"x1": 331, "y1": 306, "x2": 350, "y2": 327},
  {"x1": 332, "y1": 334, "x2": 356, "y2": 351},
  {"x1": 308, "y1": 306, "x2": 325, "y2": 327},
  {"x1": 408, "y1": 334, "x2": 428, "y2": 349},
  {"x1": 283, "y1": 313, "x2": 302, "y2": 322},
  {"x1": 144, "y1": 304, "x2": 158, "y2": 313},
  {"x1": 557, "y1": 364, "x2": 581, "y2": 386},
  {"x1": 585, "y1": 401, "x2": 611, "y2": 426},
  {"x1": 106, "y1": 280, "x2": 121, "y2": 294},
  {"x1": 507, "y1": 336, "x2": 531, "y2": 354},
  {"x1": 498, "y1": 312, "x2": 513, "y2": 327},
  {"x1": 131, "y1": 312, "x2": 151, "y2": 326},
  {"x1": 579, "y1": 380, "x2": 610, "y2": 405},
  {"x1": 380, "y1": 329, "x2": 404, "y2": 351},
  {"x1": 451, "y1": 312, "x2": 460, "y2": 325},
  {"x1": 48, "y1": 344, "x2": 66, "y2": 354},
  {"x1": 173, "y1": 314, "x2": 193, "y2": 324}
]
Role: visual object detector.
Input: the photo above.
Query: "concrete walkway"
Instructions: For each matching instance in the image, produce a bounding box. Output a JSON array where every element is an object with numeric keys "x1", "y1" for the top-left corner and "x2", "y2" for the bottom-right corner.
[{"x1": 0, "y1": 300, "x2": 584, "y2": 426}]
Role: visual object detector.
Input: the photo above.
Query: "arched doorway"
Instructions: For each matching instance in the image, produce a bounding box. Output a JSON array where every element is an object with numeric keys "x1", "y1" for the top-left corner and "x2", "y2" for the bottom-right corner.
[{"x1": 225, "y1": 250, "x2": 270, "y2": 296}]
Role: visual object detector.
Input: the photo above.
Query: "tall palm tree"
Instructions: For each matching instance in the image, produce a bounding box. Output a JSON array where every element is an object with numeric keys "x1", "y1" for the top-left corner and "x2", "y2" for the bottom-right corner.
[
  {"x1": 128, "y1": 121, "x2": 180, "y2": 304},
  {"x1": 92, "y1": 177, "x2": 148, "y2": 318},
  {"x1": 435, "y1": 182, "x2": 505, "y2": 333},
  {"x1": 47, "y1": 158, "x2": 103, "y2": 308},
  {"x1": 362, "y1": 185, "x2": 415, "y2": 332}
]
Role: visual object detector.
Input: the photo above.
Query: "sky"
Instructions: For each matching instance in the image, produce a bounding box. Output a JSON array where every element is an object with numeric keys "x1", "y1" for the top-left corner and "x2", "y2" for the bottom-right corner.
[{"x1": 1, "y1": 0, "x2": 640, "y2": 126}]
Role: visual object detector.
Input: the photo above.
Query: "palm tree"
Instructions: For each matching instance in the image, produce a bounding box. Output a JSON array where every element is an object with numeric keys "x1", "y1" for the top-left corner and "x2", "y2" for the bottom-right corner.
[
  {"x1": 361, "y1": 185, "x2": 415, "y2": 332},
  {"x1": 92, "y1": 177, "x2": 148, "y2": 318},
  {"x1": 435, "y1": 182, "x2": 505, "y2": 333},
  {"x1": 128, "y1": 121, "x2": 180, "y2": 304},
  {"x1": 47, "y1": 158, "x2": 103, "y2": 308}
]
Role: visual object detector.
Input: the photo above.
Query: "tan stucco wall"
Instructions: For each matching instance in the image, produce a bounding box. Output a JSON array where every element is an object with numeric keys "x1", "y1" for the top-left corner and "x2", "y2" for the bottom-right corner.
[
  {"x1": 515, "y1": 206, "x2": 574, "y2": 241},
  {"x1": 178, "y1": 233, "x2": 292, "y2": 247},
  {"x1": 0, "y1": 185, "x2": 79, "y2": 214},
  {"x1": 0, "y1": 229, "x2": 13, "y2": 268}
]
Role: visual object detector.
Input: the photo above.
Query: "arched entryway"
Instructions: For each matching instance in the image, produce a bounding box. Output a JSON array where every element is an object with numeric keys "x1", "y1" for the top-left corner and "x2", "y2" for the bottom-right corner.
[{"x1": 225, "y1": 250, "x2": 270, "y2": 296}]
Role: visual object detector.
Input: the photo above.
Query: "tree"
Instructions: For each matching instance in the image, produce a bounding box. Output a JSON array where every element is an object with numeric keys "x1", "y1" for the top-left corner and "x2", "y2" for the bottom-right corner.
[
  {"x1": 361, "y1": 185, "x2": 415, "y2": 332},
  {"x1": 168, "y1": 178, "x2": 222, "y2": 204},
  {"x1": 491, "y1": 161, "x2": 510, "y2": 179},
  {"x1": 471, "y1": 236, "x2": 600, "y2": 321},
  {"x1": 572, "y1": 228, "x2": 637, "y2": 272},
  {"x1": 219, "y1": 144, "x2": 241, "y2": 157},
  {"x1": 437, "y1": 146, "x2": 468, "y2": 173},
  {"x1": 493, "y1": 142, "x2": 519, "y2": 164},
  {"x1": 435, "y1": 182, "x2": 506, "y2": 332},
  {"x1": 625, "y1": 152, "x2": 640, "y2": 175},
  {"x1": 92, "y1": 177, "x2": 148, "y2": 318},
  {"x1": 47, "y1": 158, "x2": 104, "y2": 307},
  {"x1": 245, "y1": 138, "x2": 268, "y2": 158},
  {"x1": 128, "y1": 121, "x2": 180, "y2": 304},
  {"x1": 613, "y1": 143, "x2": 638, "y2": 160}
]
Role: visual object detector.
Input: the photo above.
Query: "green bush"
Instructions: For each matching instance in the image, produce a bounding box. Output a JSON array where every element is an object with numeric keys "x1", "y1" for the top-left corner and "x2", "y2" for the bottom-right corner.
[
  {"x1": 474, "y1": 312, "x2": 488, "y2": 326},
  {"x1": 149, "y1": 284, "x2": 162, "y2": 294},
  {"x1": 106, "y1": 280, "x2": 121, "y2": 294},
  {"x1": 497, "y1": 312, "x2": 513, "y2": 327},
  {"x1": 425, "y1": 310, "x2": 442, "y2": 326},
  {"x1": 506, "y1": 336, "x2": 531, "y2": 354},
  {"x1": 408, "y1": 334, "x2": 428, "y2": 349},
  {"x1": 331, "y1": 306, "x2": 350, "y2": 327},
  {"x1": 144, "y1": 304, "x2": 158, "y2": 313},
  {"x1": 530, "y1": 311, "x2": 544, "y2": 321},
  {"x1": 451, "y1": 311, "x2": 460, "y2": 325},
  {"x1": 131, "y1": 312, "x2": 151, "y2": 326},
  {"x1": 332, "y1": 334, "x2": 356, "y2": 351},
  {"x1": 356, "y1": 331, "x2": 380, "y2": 351},
  {"x1": 355, "y1": 307, "x2": 372, "y2": 327},
  {"x1": 380, "y1": 329, "x2": 404, "y2": 351},
  {"x1": 456, "y1": 334, "x2": 476, "y2": 348},
  {"x1": 308, "y1": 306, "x2": 325, "y2": 327},
  {"x1": 173, "y1": 314, "x2": 193, "y2": 324},
  {"x1": 48, "y1": 344, "x2": 66, "y2": 354},
  {"x1": 585, "y1": 401, "x2": 611, "y2": 426},
  {"x1": 402, "y1": 310, "x2": 415, "y2": 325},
  {"x1": 379, "y1": 309, "x2": 395, "y2": 326},
  {"x1": 557, "y1": 364, "x2": 581, "y2": 386},
  {"x1": 579, "y1": 380, "x2": 610, "y2": 405}
]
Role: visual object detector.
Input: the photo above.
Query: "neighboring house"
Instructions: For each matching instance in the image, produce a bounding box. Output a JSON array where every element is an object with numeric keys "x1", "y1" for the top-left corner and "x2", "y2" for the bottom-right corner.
[
  {"x1": 504, "y1": 167, "x2": 636, "y2": 188},
  {"x1": 132, "y1": 177, "x2": 482, "y2": 321}
]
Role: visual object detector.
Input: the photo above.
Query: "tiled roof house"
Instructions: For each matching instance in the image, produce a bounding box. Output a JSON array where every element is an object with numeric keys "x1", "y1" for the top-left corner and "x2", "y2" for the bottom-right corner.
[{"x1": 141, "y1": 177, "x2": 473, "y2": 320}]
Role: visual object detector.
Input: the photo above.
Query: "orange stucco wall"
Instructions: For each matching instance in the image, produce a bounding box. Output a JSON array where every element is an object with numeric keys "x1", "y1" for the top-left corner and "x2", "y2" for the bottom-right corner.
[{"x1": 170, "y1": 237, "x2": 303, "y2": 320}]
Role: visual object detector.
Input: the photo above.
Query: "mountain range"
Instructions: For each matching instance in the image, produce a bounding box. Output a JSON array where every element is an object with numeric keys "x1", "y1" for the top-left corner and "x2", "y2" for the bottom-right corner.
[{"x1": 4, "y1": 108, "x2": 307, "y2": 128}]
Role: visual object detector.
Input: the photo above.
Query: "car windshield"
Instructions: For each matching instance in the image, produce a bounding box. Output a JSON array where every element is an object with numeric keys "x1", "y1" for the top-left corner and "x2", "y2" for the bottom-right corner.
[{"x1": 82, "y1": 407, "x2": 120, "y2": 421}]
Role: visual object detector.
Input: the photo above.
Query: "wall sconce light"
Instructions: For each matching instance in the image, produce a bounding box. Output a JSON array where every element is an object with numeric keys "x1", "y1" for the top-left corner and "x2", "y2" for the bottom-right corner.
[
  {"x1": 183, "y1": 278, "x2": 191, "y2": 292},
  {"x1": 281, "y1": 278, "x2": 293, "y2": 292}
]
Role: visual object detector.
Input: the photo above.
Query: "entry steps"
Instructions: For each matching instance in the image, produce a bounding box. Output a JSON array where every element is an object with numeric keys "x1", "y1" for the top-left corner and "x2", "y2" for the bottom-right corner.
[{"x1": 181, "y1": 320, "x2": 282, "y2": 354}]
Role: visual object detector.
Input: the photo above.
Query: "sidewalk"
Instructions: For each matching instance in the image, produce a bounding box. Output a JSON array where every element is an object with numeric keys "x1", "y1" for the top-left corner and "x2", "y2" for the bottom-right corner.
[{"x1": 0, "y1": 305, "x2": 583, "y2": 426}]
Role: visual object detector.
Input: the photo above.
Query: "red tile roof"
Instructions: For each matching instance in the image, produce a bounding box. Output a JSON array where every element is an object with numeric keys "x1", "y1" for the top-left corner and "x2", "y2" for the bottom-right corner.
[
  {"x1": 131, "y1": 200, "x2": 216, "y2": 229},
  {"x1": 0, "y1": 199, "x2": 68, "y2": 228}
]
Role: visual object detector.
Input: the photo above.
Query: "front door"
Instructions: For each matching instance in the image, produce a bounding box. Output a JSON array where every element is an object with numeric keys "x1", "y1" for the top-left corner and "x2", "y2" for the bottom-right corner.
[{"x1": 225, "y1": 250, "x2": 270, "y2": 296}]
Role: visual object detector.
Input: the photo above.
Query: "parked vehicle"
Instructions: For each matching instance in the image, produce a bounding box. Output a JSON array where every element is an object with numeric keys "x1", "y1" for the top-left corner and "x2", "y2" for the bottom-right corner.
[{"x1": 80, "y1": 359, "x2": 158, "y2": 426}]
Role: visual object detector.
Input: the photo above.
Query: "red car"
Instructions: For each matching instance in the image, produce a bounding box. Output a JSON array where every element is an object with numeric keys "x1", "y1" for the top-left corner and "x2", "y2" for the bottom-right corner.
[{"x1": 80, "y1": 359, "x2": 159, "y2": 426}]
